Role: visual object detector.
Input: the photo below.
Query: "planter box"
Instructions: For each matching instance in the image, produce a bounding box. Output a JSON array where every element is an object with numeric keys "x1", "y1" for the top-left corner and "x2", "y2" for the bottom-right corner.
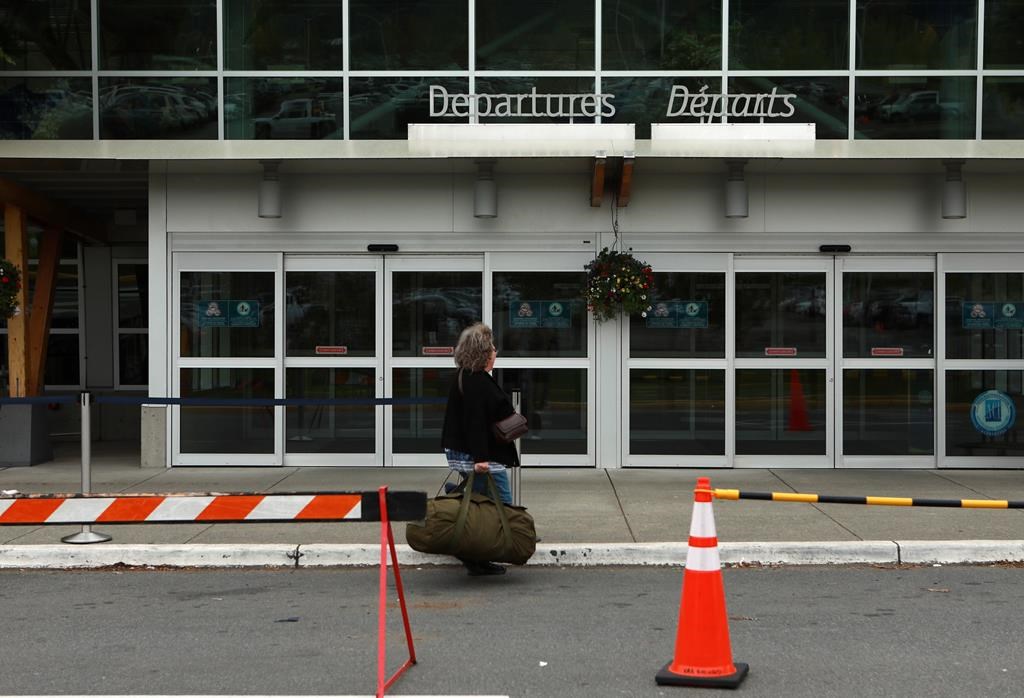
[{"x1": 0, "y1": 403, "x2": 53, "y2": 466}]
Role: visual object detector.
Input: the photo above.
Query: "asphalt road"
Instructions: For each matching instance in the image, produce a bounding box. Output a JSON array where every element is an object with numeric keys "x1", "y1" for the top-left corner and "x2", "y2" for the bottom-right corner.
[{"x1": 0, "y1": 564, "x2": 1021, "y2": 697}]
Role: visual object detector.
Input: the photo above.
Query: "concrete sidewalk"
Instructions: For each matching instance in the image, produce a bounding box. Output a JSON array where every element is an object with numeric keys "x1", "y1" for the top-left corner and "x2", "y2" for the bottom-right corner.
[{"x1": 1, "y1": 442, "x2": 1023, "y2": 567}]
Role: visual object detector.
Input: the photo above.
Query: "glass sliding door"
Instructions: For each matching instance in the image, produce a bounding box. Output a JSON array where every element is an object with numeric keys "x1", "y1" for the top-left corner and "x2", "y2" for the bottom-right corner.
[
  {"x1": 624, "y1": 253, "x2": 729, "y2": 466},
  {"x1": 733, "y1": 257, "x2": 833, "y2": 467},
  {"x1": 173, "y1": 252, "x2": 282, "y2": 465},
  {"x1": 836, "y1": 257, "x2": 936, "y2": 467},
  {"x1": 284, "y1": 256, "x2": 383, "y2": 465},
  {"x1": 940, "y1": 254, "x2": 1024, "y2": 467},
  {"x1": 490, "y1": 252, "x2": 595, "y2": 466}
]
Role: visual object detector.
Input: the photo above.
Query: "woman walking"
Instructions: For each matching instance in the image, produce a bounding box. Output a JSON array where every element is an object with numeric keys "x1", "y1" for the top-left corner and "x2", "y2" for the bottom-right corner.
[{"x1": 441, "y1": 322, "x2": 518, "y2": 576}]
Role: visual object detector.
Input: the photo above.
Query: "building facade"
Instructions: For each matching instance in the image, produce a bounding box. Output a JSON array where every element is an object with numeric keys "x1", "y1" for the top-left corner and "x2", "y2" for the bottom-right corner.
[{"x1": 2, "y1": 1, "x2": 1024, "y2": 468}]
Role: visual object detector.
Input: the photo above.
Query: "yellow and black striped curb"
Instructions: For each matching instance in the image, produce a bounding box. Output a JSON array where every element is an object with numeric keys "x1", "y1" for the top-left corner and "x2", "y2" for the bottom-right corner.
[{"x1": 709, "y1": 489, "x2": 1024, "y2": 509}]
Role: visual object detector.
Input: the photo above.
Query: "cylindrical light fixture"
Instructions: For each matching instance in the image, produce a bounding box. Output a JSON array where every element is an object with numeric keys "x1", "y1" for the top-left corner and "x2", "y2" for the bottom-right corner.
[
  {"x1": 941, "y1": 160, "x2": 966, "y2": 219},
  {"x1": 474, "y1": 160, "x2": 497, "y2": 219},
  {"x1": 258, "y1": 160, "x2": 282, "y2": 219},
  {"x1": 724, "y1": 159, "x2": 748, "y2": 219}
]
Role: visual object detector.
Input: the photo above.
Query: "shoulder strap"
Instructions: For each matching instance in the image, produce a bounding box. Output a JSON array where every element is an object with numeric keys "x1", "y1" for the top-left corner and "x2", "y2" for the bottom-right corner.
[{"x1": 457, "y1": 368, "x2": 463, "y2": 395}]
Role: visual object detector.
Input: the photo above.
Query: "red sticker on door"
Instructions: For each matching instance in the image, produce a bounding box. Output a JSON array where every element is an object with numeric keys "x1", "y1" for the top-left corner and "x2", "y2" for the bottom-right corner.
[
  {"x1": 764, "y1": 347, "x2": 798, "y2": 356},
  {"x1": 315, "y1": 346, "x2": 348, "y2": 355},
  {"x1": 871, "y1": 347, "x2": 904, "y2": 357},
  {"x1": 422, "y1": 346, "x2": 454, "y2": 356}
]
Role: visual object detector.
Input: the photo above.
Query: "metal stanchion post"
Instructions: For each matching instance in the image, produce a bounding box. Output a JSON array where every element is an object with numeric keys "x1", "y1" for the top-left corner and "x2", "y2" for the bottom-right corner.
[
  {"x1": 62, "y1": 392, "x2": 111, "y2": 544},
  {"x1": 511, "y1": 389, "x2": 522, "y2": 507}
]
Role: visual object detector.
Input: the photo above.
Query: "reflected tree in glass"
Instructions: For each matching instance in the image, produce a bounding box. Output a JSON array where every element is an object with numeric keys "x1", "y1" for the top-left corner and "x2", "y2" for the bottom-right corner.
[
  {"x1": 477, "y1": 0, "x2": 594, "y2": 70},
  {"x1": 602, "y1": 0, "x2": 721, "y2": 70},
  {"x1": 730, "y1": 0, "x2": 849, "y2": 70},
  {"x1": 223, "y1": 0, "x2": 343, "y2": 70},
  {"x1": 0, "y1": 0, "x2": 92, "y2": 70},
  {"x1": 855, "y1": 0, "x2": 977, "y2": 70},
  {"x1": 350, "y1": 0, "x2": 467, "y2": 69}
]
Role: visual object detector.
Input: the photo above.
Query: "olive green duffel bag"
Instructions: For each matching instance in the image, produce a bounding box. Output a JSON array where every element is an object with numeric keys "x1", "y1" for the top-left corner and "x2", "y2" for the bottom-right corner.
[{"x1": 406, "y1": 471, "x2": 536, "y2": 565}]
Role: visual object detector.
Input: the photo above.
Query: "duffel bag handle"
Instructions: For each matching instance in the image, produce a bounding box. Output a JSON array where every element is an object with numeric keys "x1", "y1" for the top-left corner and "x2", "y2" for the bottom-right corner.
[{"x1": 453, "y1": 471, "x2": 514, "y2": 552}]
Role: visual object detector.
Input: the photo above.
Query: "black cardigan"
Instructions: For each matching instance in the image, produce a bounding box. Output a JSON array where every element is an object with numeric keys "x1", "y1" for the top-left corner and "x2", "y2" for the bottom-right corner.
[{"x1": 441, "y1": 369, "x2": 520, "y2": 467}]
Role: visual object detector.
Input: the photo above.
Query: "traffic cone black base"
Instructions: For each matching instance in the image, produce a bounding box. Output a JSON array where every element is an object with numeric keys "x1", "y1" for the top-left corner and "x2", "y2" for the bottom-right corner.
[{"x1": 656, "y1": 661, "x2": 749, "y2": 689}]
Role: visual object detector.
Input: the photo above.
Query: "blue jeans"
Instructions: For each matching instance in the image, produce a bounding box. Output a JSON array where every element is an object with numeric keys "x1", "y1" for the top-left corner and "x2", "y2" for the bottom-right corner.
[{"x1": 467, "y1": 468, "x2": 513, "y2": 505}]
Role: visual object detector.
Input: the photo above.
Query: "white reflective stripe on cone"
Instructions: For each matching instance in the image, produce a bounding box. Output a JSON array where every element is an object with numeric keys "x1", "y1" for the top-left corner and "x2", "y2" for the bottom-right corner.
[
  {"x1": 688, "y1": 501, "x2": 718, "y2": 538},
  {"x1": 45, "y1": 498, "x2": 117, "y2": 522},
  {"x1": 685, "y1": 544, "x2": 722, "y2": 572},
  {"x1": 244, "y1": 495, "x2": 316, "y2": 520},
  {"x1": 0, "y1": 500, "x2": 14, "y2": 517},
  {"x1": 146, "y1": 496, "x2": 216, "y2": 521}
]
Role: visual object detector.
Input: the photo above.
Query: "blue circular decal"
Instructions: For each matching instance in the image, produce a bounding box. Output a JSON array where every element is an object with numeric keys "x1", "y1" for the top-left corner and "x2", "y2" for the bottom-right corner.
[{"x1": 969, "y1": 390, "x2": 1016, "y2": 437}]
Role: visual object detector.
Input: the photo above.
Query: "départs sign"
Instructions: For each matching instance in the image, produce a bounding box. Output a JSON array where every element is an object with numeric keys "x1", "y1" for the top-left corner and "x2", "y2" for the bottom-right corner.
[{"x1": 429, "y1": 84, "x2": 798, "y2": 122}]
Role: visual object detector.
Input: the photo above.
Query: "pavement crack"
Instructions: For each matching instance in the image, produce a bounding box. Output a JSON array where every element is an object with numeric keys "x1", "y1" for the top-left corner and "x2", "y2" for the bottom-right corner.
[
  {"x1": 286, "y1": 545, "x2": 304, "y2": 569},
  {"x1": 770, "y1": 470, "x2": 864, "y2": 541},
  {"x1": 604, "y1": 470, "x2": 637, "y2": 543},
  {"x1": 894, "y1": 540, "x2": 902, "y2": 565}
]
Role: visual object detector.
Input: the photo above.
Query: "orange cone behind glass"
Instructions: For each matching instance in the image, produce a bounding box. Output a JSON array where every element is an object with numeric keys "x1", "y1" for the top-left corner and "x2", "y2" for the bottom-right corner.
[
  {"x1": 787, "y1": 368, "x2": 812, "y2": 432},
  {"x1": 656, "y1": 477, "x2": 748, "y2": 689}
]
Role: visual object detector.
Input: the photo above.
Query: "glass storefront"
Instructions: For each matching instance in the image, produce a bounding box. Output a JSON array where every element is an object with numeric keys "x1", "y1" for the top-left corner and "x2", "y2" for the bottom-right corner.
[{"x1": 168, "y1": 252, "x2": 1024, "y2": 468}]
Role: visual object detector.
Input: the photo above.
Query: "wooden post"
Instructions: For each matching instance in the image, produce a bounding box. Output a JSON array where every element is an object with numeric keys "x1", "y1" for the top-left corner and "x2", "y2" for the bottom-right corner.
[
  {"x1": 27, "y1": 227, "x2": 63, "y2": 395},
  {"x1": 4, "y1": 204, "x2": 29, "y2": 397}
]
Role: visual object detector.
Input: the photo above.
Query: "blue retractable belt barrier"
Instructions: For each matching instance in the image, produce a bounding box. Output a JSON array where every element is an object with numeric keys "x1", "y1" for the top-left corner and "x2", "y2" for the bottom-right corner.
[
  {"x1": 91, "y1": 395, "x2": 447, "y2": 406},
  {"x1": 0, "y1": 395, "x2": 78, "y2": 404}
]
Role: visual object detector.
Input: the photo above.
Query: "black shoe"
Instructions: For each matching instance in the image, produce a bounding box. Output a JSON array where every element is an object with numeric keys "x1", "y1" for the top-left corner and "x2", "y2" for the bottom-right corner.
[{"x1": 463, "y1": 560, "x2": 506, "y2": 576}]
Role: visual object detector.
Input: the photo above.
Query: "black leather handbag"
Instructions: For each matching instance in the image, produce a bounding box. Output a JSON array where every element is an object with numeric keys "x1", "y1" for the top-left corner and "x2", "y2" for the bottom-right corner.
[{"x1": 458, "y1": 369, "x2": 529, "y2": 443}]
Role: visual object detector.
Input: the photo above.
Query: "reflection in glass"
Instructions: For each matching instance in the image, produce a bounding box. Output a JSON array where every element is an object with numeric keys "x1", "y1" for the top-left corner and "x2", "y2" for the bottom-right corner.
[
  {"x1": 630, "y1": 272, "x2": 725, "y2": 358},
  {"x1": 350, "y1": 0, "x2": 466, "y2": 69},
  {"x1": 349, "y1": 77, "x2": 467, "y2": 139},
  {"x1": 118, "y1": 334, "x2": 148, "y2": 386},
  {"x1": 946, "y1": 273, "x2": 1024, "y2": 360},
  {"x1": 0, "y1": 1, "x2": 91, "y2": 70},
  {"x1": 0, "y1": 78, "x2": 93, "y2": 139},
  {"x1": 118, "y1": 264, "x2": 148, "y2": 329},
  {"x1": 856, "y1": 0, "x2": 977, "y2": 70},
  {"x1": 729, "y1": 76, "x2": 847, "y2": 139},
  {"x1": 286, "y1": 368, "x2": 375, "y2": 454},
  {"x1": 223, "y1": 0, "x2": 343, "y2": 70},
  {"x1": 736, "y1": 369, "x2": 827, "y2": 455},
  {"x1": 602, "y1": 78, "x2": 721, "y2": 138},
  {"x1": 99, "y1": 78, "x2": 218, "y2": 139},
  {"x1": 24, "y1": 264, "x2": 80, "y2": 329},
  {"x1": 982, "y1": 78, "x2": 1024, "y2": 139},
  {"x1": 730, "y1": 0, "x2": 848, "y2": 70},
  {"x1": 286, "y1": 271, "x2": 375, "y2": 357},
  {"x1": 392, "y1": 271, "x2": 481, "y2": 357},
  {"x1": 736, "y1": 273, "x2": 826, "y2": 358},
  {"x1": 226, "y1": 78, "x2": 342, "y2": 140},
  {"x1": 392, "y1": 367, "x2": 454, "y2": 453},
  {"x1": 843, "y1": 369, "x2": 933, "y2": 455},
  {"x1": 44, "y1": 334, "x2": 81, "y2": 386},
  {"x1": 843, "y1": 272, "x2": 933, "y2": 358},
  {"x1": 493, "y1": 272, "x2": 587, "y2": 358},
  {"x1": 180, "y1": 367, "x2": 275, "y2": 453},
  {"x1": 853, "y1": 77, "x2": 975, "y2": 140},
  {"x1": 99, "y1": 0, "x2": 216, "y2": 70},
  {"x1": 985, "y1": 1, "x2": 1024, "y2": 68},
  {"x1": 947, "y1": 371, "x2": 1024, "y2": 456},
  {"x1": 630, "y1": 369, "x2": 725, "y2": 455},
  {"x1": 475, "y1": 77, "x2": 596, "y2": 124},
  {"x1": 180, "y1": 271, "x2": 275, "y2": 358},
  {"x1": 476, "y1": 0, "x2": 594, "y2": 70},
  {"x1": 494, "y1": 368, "x2": 587, "y2": 455},
  {"x1": 602, "y1": 0, "x2": 721, "y2": 70}
]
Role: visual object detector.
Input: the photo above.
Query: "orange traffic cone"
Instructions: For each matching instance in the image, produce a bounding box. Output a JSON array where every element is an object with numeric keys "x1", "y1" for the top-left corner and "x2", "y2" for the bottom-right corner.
[
  {"x1": 656, "y1": 477, "x2": 748, "y2": 689},
  {"x1": 787, "y1": 368, "x2": 812, "y2": 432}
]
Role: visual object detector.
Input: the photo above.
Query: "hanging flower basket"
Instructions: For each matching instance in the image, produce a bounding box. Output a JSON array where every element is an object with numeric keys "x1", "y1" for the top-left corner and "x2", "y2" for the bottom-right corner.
[
  {"x1": 0, "y1": 258, "x2": 22, "y2": 320},
  {"x1": 583, "y1": 247, "x2": 654, "y2": 323}
]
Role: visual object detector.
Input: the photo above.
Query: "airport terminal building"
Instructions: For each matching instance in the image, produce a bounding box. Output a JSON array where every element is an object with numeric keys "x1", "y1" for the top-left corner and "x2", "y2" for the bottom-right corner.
[{"x1": 2, "y1": 1, "x2": 1024, "y2": 469}]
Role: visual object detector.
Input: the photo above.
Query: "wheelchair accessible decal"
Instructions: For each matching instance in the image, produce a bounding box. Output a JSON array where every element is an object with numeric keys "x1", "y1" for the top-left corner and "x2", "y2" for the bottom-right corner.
[
  {"x1": 195, "y1": 300, "x2": 261, "y2": 328},
  {"x1": 509, "y1": 301, "x2": 572, "y2": 328},
  {"x1": 962, "y1": 301, "x2": 1024, "y2": 330},
  {"x1": 969, "y1": 390, "x2": 1016, "y2": 437},
  {"x1": 645, "y1": 301, "x2": 709, "y2": 329}
]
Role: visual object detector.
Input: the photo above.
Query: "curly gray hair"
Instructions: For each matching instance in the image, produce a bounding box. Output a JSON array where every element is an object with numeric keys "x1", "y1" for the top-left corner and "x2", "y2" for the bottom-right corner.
[{"x1": 453, "y1": 323, "x2": 495, "y2": 372}]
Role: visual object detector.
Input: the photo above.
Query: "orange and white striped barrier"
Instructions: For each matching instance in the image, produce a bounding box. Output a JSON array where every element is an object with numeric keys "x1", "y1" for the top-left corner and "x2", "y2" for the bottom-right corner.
[
  {"x1": 0, "y1": 491, "x2": 426, "y2": 525},
  {"x1": 657, "y1": 476, "x2": 748, "y2": 689}
]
